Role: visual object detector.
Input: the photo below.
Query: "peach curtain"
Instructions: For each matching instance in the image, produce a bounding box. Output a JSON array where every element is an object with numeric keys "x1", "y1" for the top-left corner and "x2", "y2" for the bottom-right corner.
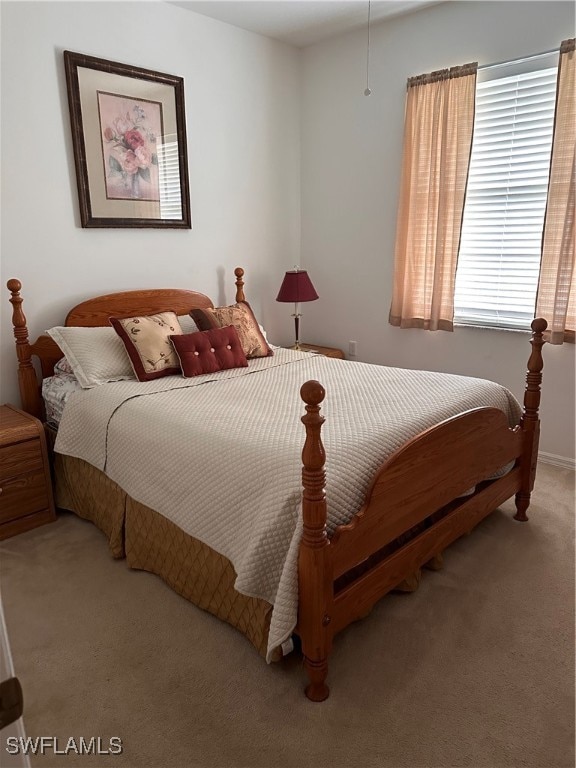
[
  {"x1": 536, "y1": 39, "x2": 576, "y2": 344},
  {"x1": 389, "y1": 63, "x2": 477, "y2": 331}
]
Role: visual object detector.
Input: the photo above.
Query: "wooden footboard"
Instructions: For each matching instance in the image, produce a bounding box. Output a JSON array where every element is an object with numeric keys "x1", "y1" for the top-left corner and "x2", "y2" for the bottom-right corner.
[{"x1": 297, "y1": 318, "x2": 546, "y2": 701}]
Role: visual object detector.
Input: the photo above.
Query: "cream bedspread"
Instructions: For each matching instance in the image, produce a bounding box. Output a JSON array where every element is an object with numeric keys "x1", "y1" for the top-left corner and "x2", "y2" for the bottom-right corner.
[{"x1": 54, "y1": 348, "x2": 522, "y2": 659}]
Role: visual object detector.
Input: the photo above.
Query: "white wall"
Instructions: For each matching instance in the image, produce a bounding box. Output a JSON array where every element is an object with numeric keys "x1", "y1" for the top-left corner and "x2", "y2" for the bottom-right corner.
[
  {"x1": 0, "y1": 1, "x2": 300, "y2": 403},
  {"x1": 300, "y1": 1, "x2": 575, "y2": 462}
]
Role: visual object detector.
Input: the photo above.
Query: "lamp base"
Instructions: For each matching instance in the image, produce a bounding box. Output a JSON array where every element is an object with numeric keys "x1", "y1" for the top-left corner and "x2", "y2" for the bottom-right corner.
[{"x1": 293, "y1": 313, "x2": 301, "y2": 351}]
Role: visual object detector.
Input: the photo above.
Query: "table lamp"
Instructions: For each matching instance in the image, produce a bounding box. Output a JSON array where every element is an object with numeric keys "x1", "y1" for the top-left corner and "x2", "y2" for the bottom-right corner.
[{"x1": 276, "y1": 268, "x2": 319, "y2": 350}]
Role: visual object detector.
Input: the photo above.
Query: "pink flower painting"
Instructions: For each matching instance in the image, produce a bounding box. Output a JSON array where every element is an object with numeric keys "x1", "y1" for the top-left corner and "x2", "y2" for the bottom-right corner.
[{"x1": 98, "y1": 92, "x2": 163, "y2": 201}]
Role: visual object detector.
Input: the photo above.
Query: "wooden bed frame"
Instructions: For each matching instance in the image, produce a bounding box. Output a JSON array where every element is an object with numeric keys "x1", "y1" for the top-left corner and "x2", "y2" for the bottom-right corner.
[{"x1": 7, "y1": 268, "x2": 547, "y2": 702}]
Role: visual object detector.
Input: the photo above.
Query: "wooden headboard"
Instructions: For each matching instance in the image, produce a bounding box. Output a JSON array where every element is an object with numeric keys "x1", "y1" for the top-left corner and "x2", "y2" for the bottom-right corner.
[{"x1": 7, "y1": 267, "x2": 246, "y2": 420}]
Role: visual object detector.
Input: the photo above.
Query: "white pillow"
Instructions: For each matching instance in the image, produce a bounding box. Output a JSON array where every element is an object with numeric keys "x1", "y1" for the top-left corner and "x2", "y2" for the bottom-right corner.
[{"x1": 46, "y1": 326, "x2": 134, "y2": 388}]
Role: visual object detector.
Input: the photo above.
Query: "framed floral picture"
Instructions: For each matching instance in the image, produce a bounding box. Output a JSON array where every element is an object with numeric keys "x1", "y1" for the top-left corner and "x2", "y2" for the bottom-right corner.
[{"x1": 64, "y1": 51, "x2": 191, "y2": 228}]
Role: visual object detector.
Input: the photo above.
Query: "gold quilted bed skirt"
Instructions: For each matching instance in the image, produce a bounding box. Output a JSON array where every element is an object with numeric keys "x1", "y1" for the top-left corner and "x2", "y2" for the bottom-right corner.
[
  {"x1": 52, "y1": 449, "x2": 276, "y2": 659},
  {"x1": 54, "y1": 453, "x2": 126, "y2": 558}
]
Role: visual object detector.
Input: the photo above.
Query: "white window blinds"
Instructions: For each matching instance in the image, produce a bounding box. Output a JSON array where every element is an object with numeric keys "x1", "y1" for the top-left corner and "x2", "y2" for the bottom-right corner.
[{"x1": 454, "y1": 53, "x2": 559, "y2": 330}]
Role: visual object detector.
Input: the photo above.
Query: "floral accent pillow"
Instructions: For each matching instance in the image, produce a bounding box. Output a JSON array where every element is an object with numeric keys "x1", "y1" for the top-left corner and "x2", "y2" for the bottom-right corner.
[
  {"x1": 191, "y1": 302, "x2": 273, "y2": 359},
  {"x1": 170, "y1": 326, "x2": 248, "y2": 378},
  {"x1": 110, "y1": 312, "x2": 183, "y2": 381}
]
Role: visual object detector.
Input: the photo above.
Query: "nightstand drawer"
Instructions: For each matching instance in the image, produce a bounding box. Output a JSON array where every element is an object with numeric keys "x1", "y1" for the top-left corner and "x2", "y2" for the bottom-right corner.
[
  {"x1": 0, "y1": 439, "x2": 43, "y2": 481},
  {"x1": 0, "y1": 404, "x2": 56, "y2": 539},
  {"x1": 0, "y1": 470, "x2": 50, "y2": 524}
]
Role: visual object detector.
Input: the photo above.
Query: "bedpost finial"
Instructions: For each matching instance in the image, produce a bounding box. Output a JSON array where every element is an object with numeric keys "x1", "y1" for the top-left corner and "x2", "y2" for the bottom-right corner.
[
  {"x1": 6, "y1": 276, "x2": 39, "y2": 416},
  {"x1": 300, "y1": 380, "x2": 325, "y2": 408},
  {"x1": 531, "y1": 317, "x2": 547, "y2": 335},
  {"x1": 234, "y1": 267, "x2": 245, "y2": 303},
  {"x1": 7, "y1": 278, "x2": 27, "y2": 336},
  {"x1": 300, "y1": 379, "x2": 326, "y2": 478},
  {"x1": 527, "y1": 317, "x2": 546, "y2": 377},
  {"x1": 515, "y1": 317, "x2": 547, "y2": 521},
  {"x1": 7, "y1": 276, "x2": 31, "y2": 349}
]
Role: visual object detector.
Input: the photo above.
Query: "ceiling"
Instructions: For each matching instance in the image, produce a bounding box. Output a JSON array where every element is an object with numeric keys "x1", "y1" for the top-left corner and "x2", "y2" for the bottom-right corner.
[{"x1": 169, "y1": 1, "x2": 445, "y2": 48}]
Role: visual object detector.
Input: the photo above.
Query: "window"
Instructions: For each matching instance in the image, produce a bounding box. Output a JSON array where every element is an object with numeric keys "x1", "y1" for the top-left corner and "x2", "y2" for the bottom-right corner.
[{"x1": 453, "y1": 53, "x2": 559, "y2": 330}]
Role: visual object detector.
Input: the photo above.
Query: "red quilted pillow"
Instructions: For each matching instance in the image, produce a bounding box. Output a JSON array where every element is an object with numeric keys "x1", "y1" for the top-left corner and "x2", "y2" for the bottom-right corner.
[{"x1": 170, "y1": 326, "x2": 248, "y2": 378}]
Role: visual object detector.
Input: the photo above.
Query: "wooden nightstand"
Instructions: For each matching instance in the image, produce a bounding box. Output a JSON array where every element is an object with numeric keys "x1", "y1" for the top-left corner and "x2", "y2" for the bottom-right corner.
[
  {"x1": 295, "y1": 343, "x2": 345, "y2": 359},
  {"x1": 0, "y1": 404, "x2": 56, "y2": 540}
]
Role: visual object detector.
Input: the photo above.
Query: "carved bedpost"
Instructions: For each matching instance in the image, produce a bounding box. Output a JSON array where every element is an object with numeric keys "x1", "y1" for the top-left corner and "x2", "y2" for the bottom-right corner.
[
  {"x1": 7, "y1": 279, "x2": 42, "y2": 418},
  {"x1": 234, "y1": 267, "x2": 245, "y2": 303},
  {"x1": 299, "y1": 380, "x2": 332, "y2": 702},
  {"x1": 514, "y1": 317, "x2": 547, "y2": 522}
]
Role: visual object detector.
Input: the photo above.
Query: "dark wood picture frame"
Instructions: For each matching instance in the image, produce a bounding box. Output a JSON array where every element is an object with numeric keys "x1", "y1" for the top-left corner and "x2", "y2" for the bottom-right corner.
[{"x1": 64, "y1": 50, "x2": 191, "y2": 229}]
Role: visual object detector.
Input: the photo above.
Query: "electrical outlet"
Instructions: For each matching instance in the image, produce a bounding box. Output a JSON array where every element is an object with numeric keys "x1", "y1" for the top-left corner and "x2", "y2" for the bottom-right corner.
[{"x1": 349, "y1": 340, "x2": 357, "y2": 357}]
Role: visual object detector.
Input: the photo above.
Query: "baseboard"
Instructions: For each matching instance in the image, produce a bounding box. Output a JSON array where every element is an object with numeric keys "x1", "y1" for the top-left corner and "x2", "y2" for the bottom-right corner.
[{"x1": 538, "y1": 451, "x2": 576, "y2": 471}]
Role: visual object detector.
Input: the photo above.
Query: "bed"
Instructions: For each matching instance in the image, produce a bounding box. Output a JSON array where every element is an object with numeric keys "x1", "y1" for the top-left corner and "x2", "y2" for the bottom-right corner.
[{"x1": 6, "y1": 268, "x2": 547, "y2": 701}]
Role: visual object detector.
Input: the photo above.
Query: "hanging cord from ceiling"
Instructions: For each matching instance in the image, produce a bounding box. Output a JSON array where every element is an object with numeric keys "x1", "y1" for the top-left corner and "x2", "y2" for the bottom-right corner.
[{"x1": 364, "y1": 0, "x2": 372, "y2": 95}]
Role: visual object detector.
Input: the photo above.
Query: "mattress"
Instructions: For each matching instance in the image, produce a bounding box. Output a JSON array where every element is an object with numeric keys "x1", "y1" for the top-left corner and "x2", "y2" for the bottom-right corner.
[{"x1": 53, "y1": 348, "x2": 522, "y2": 660}]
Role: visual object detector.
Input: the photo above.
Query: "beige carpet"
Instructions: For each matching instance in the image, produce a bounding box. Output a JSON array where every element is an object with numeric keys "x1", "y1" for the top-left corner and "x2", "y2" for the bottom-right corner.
[{"x1": 1, "y1": 463, "x2": 574, "y2": 768}]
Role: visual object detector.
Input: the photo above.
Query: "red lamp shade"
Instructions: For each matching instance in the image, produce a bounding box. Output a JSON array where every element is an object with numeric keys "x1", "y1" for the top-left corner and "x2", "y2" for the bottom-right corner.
[
  {"x1": 276, "y1": 269, "x2": 319, "y2": 349},
  {"x1": 276, "y1": 270, "x2": 319, "y2": 304}
]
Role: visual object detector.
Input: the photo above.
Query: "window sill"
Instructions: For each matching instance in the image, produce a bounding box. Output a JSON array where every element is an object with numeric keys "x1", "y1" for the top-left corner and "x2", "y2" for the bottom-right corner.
[
  {"x1": 455, "y1": 322, "x2": 575, "y2": 344},
  {"x1": 454, "y1": 322, "x2": 531, "y2": 335}
]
